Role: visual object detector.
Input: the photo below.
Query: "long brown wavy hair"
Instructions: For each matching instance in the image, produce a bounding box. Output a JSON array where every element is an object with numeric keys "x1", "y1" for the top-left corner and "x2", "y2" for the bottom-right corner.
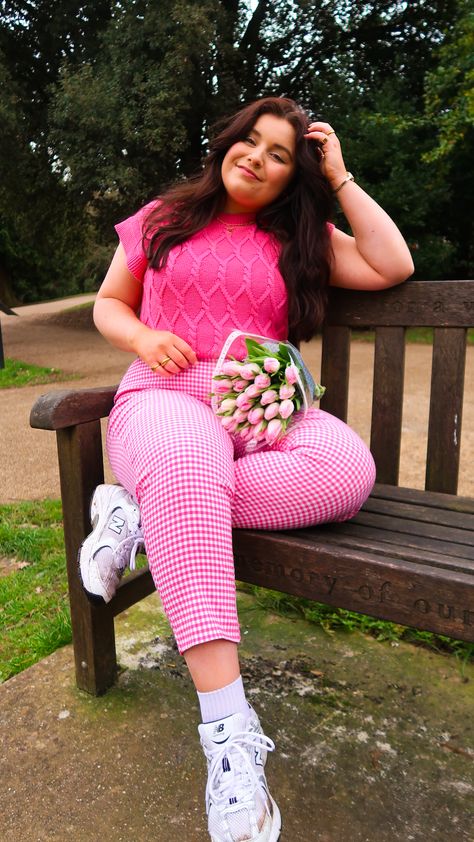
[{"x1": 143, "y1": 97, "x2": 334, "y2": 344}]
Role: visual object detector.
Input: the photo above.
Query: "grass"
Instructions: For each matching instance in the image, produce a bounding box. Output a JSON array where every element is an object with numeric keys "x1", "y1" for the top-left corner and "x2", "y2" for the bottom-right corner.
[
  {"x1": 237, "y1": 585, "x2": 474, "y2": 671},
  {"x1": 352, "y1": 327, "x2": 474, "y2": 344},
  {"x1": 0, "y1": 499, "x2": 72, "y2": 683},
  {"x1": 0, "y1": 358, "x2": 65, "y2": 389},
  {"x1": 0, "y1": 499, "x2": 472, "y2": 685}
]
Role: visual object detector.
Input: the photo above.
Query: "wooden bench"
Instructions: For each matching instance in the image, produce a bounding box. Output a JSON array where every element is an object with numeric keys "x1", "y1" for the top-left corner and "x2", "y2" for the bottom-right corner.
[{"x1": 30, "y1": 280, "x2": 474, "y2": 695}]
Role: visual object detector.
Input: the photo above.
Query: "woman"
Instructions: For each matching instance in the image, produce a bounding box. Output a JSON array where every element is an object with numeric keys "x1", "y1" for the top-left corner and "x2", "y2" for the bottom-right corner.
[{"x1": 80, "y1": 97, "x2": 413, "y2": 842}]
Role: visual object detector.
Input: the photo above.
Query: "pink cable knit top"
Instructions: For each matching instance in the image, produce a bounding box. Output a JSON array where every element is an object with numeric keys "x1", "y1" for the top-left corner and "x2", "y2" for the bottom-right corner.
[
  {"x1": 116, "y1": 202, "x2": 289, "y2": 358},
  {"x1": 113, "y1": 200, "x2": 332, "y2": 398}
]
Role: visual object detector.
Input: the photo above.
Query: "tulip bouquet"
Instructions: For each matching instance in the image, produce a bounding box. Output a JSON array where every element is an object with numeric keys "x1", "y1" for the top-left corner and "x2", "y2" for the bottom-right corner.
[{"x1": 211, "y1": 331, "x2": 325, "y2": 450}]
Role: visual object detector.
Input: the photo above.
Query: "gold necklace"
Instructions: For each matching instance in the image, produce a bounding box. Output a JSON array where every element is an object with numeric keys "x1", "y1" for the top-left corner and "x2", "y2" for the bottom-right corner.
[{"x1": 217, "y1": 216, "x2": 255, "y2": 234}]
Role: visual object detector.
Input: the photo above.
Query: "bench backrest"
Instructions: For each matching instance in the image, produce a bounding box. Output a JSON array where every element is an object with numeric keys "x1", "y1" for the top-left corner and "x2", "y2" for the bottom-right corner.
[
  {"x1": 30, "y1": 279, "x2": 473, "y2": 497},
  {"x1": 321, "y1": 279, "x2": 473, "y2": 494}
]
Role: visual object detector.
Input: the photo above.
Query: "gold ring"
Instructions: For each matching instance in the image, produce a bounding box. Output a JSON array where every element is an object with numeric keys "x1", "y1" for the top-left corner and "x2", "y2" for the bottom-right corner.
[
  {"x1": 150, "y1": 363, "x2": 160, "y2": 372},
  {"x1": 326, "y1": 129, "x2": 336, "y2": 136},
  {"x1": 321, "y1": 136, "x2": 328, "y2": 146},
  {"x1": 159, "y1": 356, "x2": 171, "y2": 367}
]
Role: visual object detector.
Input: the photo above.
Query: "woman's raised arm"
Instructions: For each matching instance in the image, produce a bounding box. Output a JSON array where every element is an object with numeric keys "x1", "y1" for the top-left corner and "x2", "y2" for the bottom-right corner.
[{"x1": 305, "y1": 121, "x2": 414, "y2": 290}]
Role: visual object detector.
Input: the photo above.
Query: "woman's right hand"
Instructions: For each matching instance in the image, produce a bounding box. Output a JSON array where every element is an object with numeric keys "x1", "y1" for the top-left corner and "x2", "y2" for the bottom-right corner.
[{"x1": 130, "y1": 323, "x2": 198, "y2": 377}]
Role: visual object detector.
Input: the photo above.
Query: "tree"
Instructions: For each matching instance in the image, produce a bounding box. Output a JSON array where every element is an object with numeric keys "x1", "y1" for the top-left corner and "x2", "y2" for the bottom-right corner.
[
  {"x1": 49, "y1": 0, "x2": 219, "y2": 235},
  {"x1": 0, "y1": 1, "x2": 112, "y2": 301},
  {"x1": 1, "y1": 0, "x2": 469, "y2": 300},
  {"x1": 422, "y1": 0, "x2": 474, "y2": 276}
]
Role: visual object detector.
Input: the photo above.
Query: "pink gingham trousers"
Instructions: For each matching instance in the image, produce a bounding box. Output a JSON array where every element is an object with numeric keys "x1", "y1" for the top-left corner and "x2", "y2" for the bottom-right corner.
[{"x1": 107, "y1": 361, "x2": 376, "y2": 653}]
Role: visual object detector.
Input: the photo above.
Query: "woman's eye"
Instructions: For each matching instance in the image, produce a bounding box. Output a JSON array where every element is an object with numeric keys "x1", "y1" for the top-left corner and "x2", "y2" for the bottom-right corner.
[
  {"x1": 270, "y1": 152, "x2": 284, "y2": 163},
  {"x1": 244, "y1": 136, "x2": 256, "y2": 145}
]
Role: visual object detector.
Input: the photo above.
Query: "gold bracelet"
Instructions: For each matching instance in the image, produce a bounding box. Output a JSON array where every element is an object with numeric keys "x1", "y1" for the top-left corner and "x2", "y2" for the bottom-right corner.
[{"x1": 333, "y1": 172, "x2": 354, "y2": 194}]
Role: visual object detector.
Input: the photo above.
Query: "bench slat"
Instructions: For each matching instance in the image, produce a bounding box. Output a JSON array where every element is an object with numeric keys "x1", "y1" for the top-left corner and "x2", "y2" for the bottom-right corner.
[
  {"x1": 426, "y1": 328, "x2": 467, "y2": 494},
  {"x1": 233, "y1": 529, "x2": 474, "y2": 642},
  {"x1": 352, "y1": 511, "x2": 474, "y2": 555},
  {"x1": 320, "y1": 325, "x2": 350, "y2": 421},
  {"x1": 326, "y1": 280, "x2": 474, "y2": 327},
  {"x1": 370, "y1": 483, "x2": 474, "y2": 515},
  {"x1": 314, "y1": 523, "x2": 474, "y2": 573},
  {"x1": 111, "y1": 566, "x2": 155, "y2": 616},
  {"x1": 362, "y1": 495, "x2": 474, "y2": 532},
  {"x1": 370, "y1": 327, "x2": 405, "y2": 484}
]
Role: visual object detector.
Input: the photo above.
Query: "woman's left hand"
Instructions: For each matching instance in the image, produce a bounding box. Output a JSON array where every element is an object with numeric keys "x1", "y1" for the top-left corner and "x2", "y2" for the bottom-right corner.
[{"x1": 304, "y1": 121, "x2": 348, "y2": 191}]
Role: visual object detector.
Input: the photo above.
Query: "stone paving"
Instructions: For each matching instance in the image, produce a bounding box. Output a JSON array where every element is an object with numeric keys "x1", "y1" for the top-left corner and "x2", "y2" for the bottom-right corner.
[
  {"x1": 1, "y1": 592, "x2": 473, "y2": 841},
  {"x1": 1, "y1": 297, "x2": 473, "y2": 840}
]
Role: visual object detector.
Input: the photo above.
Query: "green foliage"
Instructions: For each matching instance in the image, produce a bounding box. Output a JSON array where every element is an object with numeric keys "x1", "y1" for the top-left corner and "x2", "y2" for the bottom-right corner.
[
  {"x1": 0, "y1": 0, "x2": 472, "y2": 301},
  {"x1": 423, "y1": 0, "x2": 474, "y2": 163},
  {"x1": 49, "y1": 0, "x2": 220, "y2": 234},
  {"x1": 0, "y1": 359, "x2": 66, "y2": 389},
  {"x1": 0, "y1": 499, "x2": 72, "y2": 683}
]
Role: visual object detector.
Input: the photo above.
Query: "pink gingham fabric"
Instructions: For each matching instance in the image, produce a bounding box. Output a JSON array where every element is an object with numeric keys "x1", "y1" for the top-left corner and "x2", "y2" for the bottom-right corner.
[{"x1": 107, "y1": 361, "x2": 375, "y2": 653}]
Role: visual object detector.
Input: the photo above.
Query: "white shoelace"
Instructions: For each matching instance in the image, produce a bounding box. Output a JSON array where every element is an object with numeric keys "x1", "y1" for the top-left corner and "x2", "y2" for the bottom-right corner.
[
  {"x1": 114, "y1": 528, "x2": 144, "y2": 573},
  {"x1": 205, "y1": 730, "x2": 275, "y2": 810}
]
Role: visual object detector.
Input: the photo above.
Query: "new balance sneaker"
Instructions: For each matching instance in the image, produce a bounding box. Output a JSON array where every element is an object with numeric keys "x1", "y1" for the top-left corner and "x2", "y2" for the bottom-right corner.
[
  {"x1": 78, "y1": 484, "x2": 144, "y2": 603},
  {"x1": 198, "y1": 708, "x2": 281, "y2": 842}
]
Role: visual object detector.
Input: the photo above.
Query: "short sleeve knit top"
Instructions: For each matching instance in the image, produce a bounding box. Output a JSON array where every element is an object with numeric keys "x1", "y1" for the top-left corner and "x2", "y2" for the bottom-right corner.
[
  {"x1": 113, "y1": 201, "x2": 334, "y2": 399},
  {"x1": 115, "y1": 201, "x2": 290, "y2": 362}
]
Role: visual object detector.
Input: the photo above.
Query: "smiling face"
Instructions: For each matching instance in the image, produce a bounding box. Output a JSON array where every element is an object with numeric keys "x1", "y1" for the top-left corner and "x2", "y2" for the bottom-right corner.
[{"x1": 220, "y1": 113, "x2": 297, "y2": 213}]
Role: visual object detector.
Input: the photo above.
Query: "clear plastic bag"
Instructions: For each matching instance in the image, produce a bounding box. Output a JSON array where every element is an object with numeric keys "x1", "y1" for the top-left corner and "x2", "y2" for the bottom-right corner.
[{"x1": 211, "y1": 330, "x2": 325, "y2": 451}]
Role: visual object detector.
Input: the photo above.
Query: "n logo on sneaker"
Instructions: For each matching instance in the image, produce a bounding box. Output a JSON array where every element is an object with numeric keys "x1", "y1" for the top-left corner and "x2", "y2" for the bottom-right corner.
[
  {"x1": 254, "y1": 748, "x2": 264, "y2": 766},
  {"x1": 109, "y1": 514, "x2": 125, "y2": 535}
]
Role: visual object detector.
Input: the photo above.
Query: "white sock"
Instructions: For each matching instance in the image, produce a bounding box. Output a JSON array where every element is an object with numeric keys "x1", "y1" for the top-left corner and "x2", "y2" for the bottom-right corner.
[{"x1": 197, "y1": 675, "x2": 249, "y2": 723}]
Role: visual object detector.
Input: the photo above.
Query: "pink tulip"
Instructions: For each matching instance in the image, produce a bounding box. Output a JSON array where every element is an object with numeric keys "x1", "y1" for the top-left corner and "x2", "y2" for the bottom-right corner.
[
  {"x1": 247, "y1": 406, "x2": 265, "y2": 425},
  {"x1": 265, "y1": 417, "x2": 283, "y2": 444},
  {"x1": 245, "y1": 383, "x2": 263, "y2": 399},
  {"x1": 260, "y1": 389, "x2": 279, "y2": 406},
  {"x1": 285, "y1": 365, "x2": 298, "y2": 385},
  {"x1": 240, "y1": 363, "x2": 261, "y2": 380},
  {"x1": 220, "y1": 415, "x2": 235, "y2": 429},
  {"x1": 221, "y1": 360, "x2": 243, "y2": 377},
  {"x1": 279, "y1": 384, "x2": 295, "y2": 400},
  {"x1": 218, "y1": 397, "x2": 237, "y2": 413},
  {"x1": 227, "y1": 419, "x2": 238, "y2": 434},
  {"x1": 233, "y1": 408, "x2": 248, "y2": 423},
  {"x1": 239, "y1": 425, "x2": 253, "y2": 441},
  {"x1": 254, "y1": 373, "x2": 271, "y2": 390},
  {"x1": 213, "y1": 378, "x2": 234, "y2": 394},
  {"x1": 252, "y1": 420, "x2": 268, "y2": 439},
  {"x1": 279, "y1": 399, "x2": 295, "y2": 419},
  {"x1": 263, "y1": 357, "x2": 280, "y2": 374},
  {"x1": 235, "y1": 394, "x2": 253, "y2": 411},
  {"x1": 264, "y1": 402, "x2": 280, "y2": 421},
  {"x1": 233, "y1": 379, "x2": 247, "y2": 392}
]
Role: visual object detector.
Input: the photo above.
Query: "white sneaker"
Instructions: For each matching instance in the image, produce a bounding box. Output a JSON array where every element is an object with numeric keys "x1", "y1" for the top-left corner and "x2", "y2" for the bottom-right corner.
[
  {"x1": 199, "y1": 709, "x2": 281, "y2": 842},
  {"x1": 78, "y1": 484, "x2": 144, "y2": 603}
]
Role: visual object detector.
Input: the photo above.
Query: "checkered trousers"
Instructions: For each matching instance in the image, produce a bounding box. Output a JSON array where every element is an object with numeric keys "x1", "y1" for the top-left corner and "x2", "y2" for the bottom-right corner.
[{"x1": 106, "y1": 360, "x2": 376, "y2": 653}]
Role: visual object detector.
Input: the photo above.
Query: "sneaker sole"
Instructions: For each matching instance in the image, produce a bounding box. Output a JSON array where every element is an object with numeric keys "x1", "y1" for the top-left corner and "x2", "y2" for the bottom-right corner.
[
  {"x1": 78, "y1": 484, "x2": 127, "y2": 604},
  {"x1": 209, "y1": 796, "x2": 281, "y2": 842},
  {"x1": 77, "y1": 551, "x2": 107, "y2": 605}
]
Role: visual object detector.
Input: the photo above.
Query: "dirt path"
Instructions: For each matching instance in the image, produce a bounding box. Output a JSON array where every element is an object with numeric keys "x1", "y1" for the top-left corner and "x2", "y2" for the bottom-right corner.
[{"x1": 1, "y1": 296, "x2": 473, "y2": 503}]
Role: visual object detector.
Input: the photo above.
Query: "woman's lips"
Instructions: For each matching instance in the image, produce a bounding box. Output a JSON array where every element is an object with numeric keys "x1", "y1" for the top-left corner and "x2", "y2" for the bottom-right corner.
[{"x1": 237, "y1": 164, "x2": 260, "y2": 181}]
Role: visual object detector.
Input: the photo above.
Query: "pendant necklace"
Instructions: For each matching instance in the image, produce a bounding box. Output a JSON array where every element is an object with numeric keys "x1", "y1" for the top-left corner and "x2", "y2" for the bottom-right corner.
[{"x1": 217, "y1": 216, "x2": 255, "y2": 235}]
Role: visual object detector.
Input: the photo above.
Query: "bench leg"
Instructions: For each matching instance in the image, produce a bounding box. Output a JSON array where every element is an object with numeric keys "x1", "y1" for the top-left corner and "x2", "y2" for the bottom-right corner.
[{"x1": 57, "y1": 422, "x2": 117, "y2": 695}]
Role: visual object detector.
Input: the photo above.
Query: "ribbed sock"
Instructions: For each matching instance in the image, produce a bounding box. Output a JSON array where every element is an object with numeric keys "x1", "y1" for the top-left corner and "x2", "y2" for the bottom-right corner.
[{"x1": 197, "y1": 675, "x2": 249, "y2": 723}]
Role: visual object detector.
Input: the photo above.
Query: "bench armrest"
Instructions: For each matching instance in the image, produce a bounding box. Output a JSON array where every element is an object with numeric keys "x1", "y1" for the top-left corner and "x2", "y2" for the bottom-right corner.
[{"x1": 30, "y1": 385, "x2": 118, "y2": 430}]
